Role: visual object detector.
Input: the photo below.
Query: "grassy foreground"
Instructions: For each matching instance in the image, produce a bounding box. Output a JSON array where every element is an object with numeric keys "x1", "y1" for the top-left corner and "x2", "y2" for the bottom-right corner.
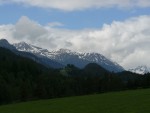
[{"x1": 0, "y1": 89, "x2": 150, "y2": 113}]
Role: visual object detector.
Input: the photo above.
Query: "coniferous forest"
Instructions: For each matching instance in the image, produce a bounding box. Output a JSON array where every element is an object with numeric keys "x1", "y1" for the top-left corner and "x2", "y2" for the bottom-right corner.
[{"x1": 0, "y1": 47, "x2": 150, "y2": 105}]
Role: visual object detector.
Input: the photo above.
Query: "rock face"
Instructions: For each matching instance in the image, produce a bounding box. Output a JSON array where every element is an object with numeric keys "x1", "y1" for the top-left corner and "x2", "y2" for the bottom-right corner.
[
  {"x1": 14, "y1": 42, "x2": 124, "y2": 72},
  {"x1": 128, "y1": 65, "x2": 150, "y2": 75}
]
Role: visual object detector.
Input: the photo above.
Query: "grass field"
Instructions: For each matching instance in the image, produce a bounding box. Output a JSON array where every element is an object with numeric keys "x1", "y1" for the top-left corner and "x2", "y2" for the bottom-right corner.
[{"x1": 0, "y1": 89, "x2": 150, "y2": 113}]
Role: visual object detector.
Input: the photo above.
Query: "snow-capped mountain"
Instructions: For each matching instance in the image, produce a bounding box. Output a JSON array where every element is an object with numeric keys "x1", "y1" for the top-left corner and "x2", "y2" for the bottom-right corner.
[
  {"x1": 13, "y1": 42, "x2": 49, "y2": 56},
  {"x1": 0, "y1": 39, "x2": 63, "y2": 69},
  {"x1": 14, "y1": 42, "x2": 124, "y2": 72},
  {"x1": 128, "y1": 66, "x2": 150, "y2": 75},
  {"x1": 48, "y1": 49, "x2": 124, "y2": 72}
]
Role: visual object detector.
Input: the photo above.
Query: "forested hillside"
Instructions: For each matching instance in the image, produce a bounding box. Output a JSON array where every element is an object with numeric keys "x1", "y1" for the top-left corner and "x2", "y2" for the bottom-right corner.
[{"x1": 0, "y1": 47, "x2": 150, "y2": 105}]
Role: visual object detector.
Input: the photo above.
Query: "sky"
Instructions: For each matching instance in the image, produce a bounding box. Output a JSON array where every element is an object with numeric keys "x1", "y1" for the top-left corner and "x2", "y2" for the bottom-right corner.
[{"x1": 0, "y1": 0, "x2": 150, "y2": 69}]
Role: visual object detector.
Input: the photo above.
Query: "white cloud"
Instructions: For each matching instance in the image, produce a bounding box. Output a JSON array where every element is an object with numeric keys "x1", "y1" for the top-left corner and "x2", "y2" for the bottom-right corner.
[
  {"x1": 0, "y1": 0, "x2": 150, "y2": 11},
  {"x1": 137, "y1": 0, "x2": 150, "y2": 7},
  {"x1": 0, "y1": 15, "x2": 150, "y2": 69},
  {"x1": 0, "y1": 24, "x2": 16, "y2": 42},
  {"x1": 48, "y1": 22, "x2": 64, "y2": 27},
  {"x1": 13, "y1": 16, "x2": 48, "y2": 42}
]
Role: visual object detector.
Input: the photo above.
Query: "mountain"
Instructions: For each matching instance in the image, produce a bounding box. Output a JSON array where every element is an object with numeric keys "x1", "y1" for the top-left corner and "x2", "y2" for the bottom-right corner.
[
  {"x1": 0, "y1": 39, "x2": 63, "y2": 69},
  {"x1": 128, "y1": 65, "x2": 150, "y2": 75},
  {"x1": 0, "y1": 46, "x2": 46, "y2": 71},
  {"x1": 13, "y1": 42, "x2": 50, "y2": 56},
  {"x1": 0, "y1": 39, "x2": 16, "y2": 50},
  {"x1": 48, "y1": 49, "x2": 124, "y2": 72},
  {"x1": 14, "y1": 42, "x2": 124, "y2": 72},
  {"x1": 81, "y1": 63, "x2": 109, "y2": 77}
]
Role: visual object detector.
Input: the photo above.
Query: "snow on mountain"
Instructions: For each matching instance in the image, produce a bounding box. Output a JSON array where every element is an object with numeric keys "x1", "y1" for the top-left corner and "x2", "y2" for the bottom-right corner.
[
  {"x1": 0, "y1": 40, "x2": 63, "y2": 69},
  {"x1": 13, "y1": 42, "x2": 63, "y2": 68},
  {"x1": 47, "y1": 49, "x2": 124, "y2": 72},
  {"x1": 13, "y1": 42, "x2": 49, "y2": 56},
  {"x1": 13, "y1": 42, "x2": 124, "y2": 72},
  {"x1": 128, "y1": 65, "x2": 150, "y2": 75}
]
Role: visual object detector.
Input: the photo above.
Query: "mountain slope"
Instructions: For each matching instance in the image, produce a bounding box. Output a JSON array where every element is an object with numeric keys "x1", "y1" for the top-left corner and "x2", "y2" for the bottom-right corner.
[
  {"x1": 0, "y1": 39, "x2": 16, "y2": 50},
  {"x1": 0, "y1": 47, "x2": 46, "y2": 72},
  {"x1": 48, "y1": 49, "x2": 124, "y2": 72},
  {"x1": 81, "y1": 63, "x2": 109, "y2": 77},
  {"x1": 0, "y1": 39, "x2": 63, "y2": 69},
  {"x1": 14, "y1": 42, "x2": 124, "y2": 72},
  {"x1": 13, "y1": 42, "x2": 50, "y2": 56},
  {"x1": 129, "y1": 66, "x2": 150, "y2": 75}
]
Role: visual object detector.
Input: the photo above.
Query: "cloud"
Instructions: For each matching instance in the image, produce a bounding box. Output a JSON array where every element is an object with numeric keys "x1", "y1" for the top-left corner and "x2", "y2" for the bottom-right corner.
[
  {"x1": 14, "y1": 16, "x2": 48, "y2": 42},
  {"x1": 137, "y1": 0, "x2": 150, "y2": 7},
  {"x1": 0, "y1": 15, "x2": 150, "y2": 69},
  {"x1": 47, "y1": 22, "x2": 64, "y2": 27},
  {"x1": 0, "y1": 0, "x2": 150, "y2": 11},
  {"x1": 0, "y1": 24, "x2": 16, "y2": 42}
]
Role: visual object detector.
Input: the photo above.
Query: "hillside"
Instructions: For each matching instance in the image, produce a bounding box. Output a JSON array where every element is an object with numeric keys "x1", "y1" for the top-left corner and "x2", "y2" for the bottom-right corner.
[
  {"x1": 0, "y1": 89, "x2": 150, "y2": 113},
  {"x1": 1, "y1": 46, "x2": 150, "y2": 106},
  {"x1": 0, "y1": 39, "x2": 63, "y2": 69},
  {"x1": 0, "y1": 47, "x2": 48, "y2": 103}
]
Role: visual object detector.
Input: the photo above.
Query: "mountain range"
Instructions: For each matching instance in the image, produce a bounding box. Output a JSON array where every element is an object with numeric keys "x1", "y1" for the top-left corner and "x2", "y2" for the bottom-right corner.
[
  {"x1": 1, "y1": 39, "x2": 150, "y2": 105},
  {"x1": 13, "y1": 41, "x2": 124, "y2": 72},
  {"x1": 0, "y1": 39, "x2": 63, "y2": 69},
  {"x1": 1, "y1": 39, "x2": 150, "y2": 75},
  {"x1": 0, "y1": 39, "x2": 125, "y2": 72},
  {"x1": 129, "y1": 66, "x2": 150, "y2": 75}
]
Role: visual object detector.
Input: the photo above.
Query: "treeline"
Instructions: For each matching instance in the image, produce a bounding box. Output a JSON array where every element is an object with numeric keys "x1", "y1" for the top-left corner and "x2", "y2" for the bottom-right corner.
[{"x1": 0, "y1": 47, "x2": 150, "y2": 105}]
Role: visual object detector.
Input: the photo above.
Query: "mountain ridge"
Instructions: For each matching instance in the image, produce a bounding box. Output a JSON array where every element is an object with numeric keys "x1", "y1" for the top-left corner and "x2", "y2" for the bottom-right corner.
[
  {"x1": 13, "y1": 41, "x2": 124, "y2": 72},
  {"x1": 129, "y1": 65, "x2": 150, "y2": 75},
  {"x1": 0, "y1": 39, "x2": 16, "y2": 50},
  {"x1": 0, "y1": 39, "x2": 63, "y2": 69}
]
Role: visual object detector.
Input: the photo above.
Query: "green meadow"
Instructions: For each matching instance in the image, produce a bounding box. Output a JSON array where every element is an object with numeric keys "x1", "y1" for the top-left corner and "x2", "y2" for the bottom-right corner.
[{"x1": 0, "y1": 89, "x2": 150, "y2": 113}]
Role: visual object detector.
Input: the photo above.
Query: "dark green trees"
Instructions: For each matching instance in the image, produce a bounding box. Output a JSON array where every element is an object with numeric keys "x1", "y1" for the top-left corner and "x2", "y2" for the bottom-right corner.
[{"x1": 1, "y1": 47, "x2": 150, "y2": 105}]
